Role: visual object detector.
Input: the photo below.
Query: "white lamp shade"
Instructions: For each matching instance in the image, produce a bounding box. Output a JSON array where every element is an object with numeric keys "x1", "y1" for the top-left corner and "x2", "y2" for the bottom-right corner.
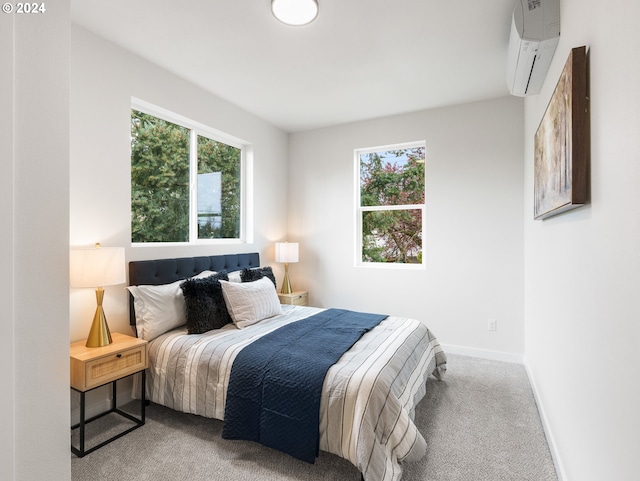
[
  {"x1": 70, "y1": 246, "x2": 126, "y2": 288},
  {"x1": 275, "y1": 242, "x2": 299, "y2": 263},
  {"x1": 271, "y1": 0, "x2": 318, "y2": 26}
]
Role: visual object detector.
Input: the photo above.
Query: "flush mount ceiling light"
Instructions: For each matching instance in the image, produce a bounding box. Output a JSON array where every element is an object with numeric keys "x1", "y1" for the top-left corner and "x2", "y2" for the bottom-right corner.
[{"x1": 271, "y1": 0, "x2": 319, "y2": 26}]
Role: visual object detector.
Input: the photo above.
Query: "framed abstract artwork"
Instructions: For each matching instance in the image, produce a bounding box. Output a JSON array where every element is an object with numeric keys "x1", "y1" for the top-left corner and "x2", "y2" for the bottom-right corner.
[{"x1": 534, "y1": 46, "x2": 589, "y2": 220}]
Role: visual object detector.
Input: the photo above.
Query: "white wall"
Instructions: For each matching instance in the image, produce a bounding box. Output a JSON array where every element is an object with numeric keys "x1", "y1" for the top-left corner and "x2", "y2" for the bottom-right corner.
[
  {"x1": 0, "y1": 10, "x2": 15, "y2": 481},
  {"x1": 288, "y1": 97, "x2": 525, "y2": 358},
  {"x1": 1, "y1": 3, "x2": 72, "y2": 481},
  {"x1": 523, "y1": 1, "x2": 640, "y2": 480},
  {"x1": 70, "y1": 25, "x2": 290, "y2": 343}
]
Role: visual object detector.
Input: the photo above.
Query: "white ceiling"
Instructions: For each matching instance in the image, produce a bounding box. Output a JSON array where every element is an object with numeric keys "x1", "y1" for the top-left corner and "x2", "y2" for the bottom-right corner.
[{"x1": 72, "y1": 0, "x2": 516, "y2": 133}]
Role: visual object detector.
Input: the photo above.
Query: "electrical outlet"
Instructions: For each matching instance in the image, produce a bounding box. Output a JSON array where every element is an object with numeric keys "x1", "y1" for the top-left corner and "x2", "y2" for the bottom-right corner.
[{"x1": 488, "y1": 319, "x2": 497, "y2": 331}]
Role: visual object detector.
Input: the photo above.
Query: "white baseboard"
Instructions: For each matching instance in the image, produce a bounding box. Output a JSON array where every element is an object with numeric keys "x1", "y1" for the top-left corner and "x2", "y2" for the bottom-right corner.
[
  {"x1": 440, "y1": 343, "x2": 524, "y2": 364},
  {"x1": 523, "y1": 360, "x2": 567, "y2": 481}
]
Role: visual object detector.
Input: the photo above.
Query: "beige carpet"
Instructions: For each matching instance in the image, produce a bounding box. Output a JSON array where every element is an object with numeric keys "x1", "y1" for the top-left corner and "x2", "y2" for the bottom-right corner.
[{"x1": 71, "y1": 354, "x2": 558, "y2": 481}]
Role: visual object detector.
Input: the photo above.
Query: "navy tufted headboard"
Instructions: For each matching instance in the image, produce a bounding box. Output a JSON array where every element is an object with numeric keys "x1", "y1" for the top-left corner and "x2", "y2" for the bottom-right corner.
[{"x1": 128, "y1": 252, "x2": 260, "y2": 326}]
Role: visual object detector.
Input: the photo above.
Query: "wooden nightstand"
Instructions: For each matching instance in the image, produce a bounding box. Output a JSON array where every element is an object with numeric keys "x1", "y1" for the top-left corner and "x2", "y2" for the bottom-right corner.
[
  {"x1": 278, "y1": 291, "x2": 308, "y2": 306},
  {"x1": 70, "y1": 332, "x2": 148, "y2": 457}
]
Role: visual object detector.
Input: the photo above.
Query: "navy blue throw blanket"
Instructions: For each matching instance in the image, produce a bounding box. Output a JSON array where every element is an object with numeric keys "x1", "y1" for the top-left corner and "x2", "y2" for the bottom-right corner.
[{"x1": 222, "y1": 308, "x2": 387, "y2": 463}]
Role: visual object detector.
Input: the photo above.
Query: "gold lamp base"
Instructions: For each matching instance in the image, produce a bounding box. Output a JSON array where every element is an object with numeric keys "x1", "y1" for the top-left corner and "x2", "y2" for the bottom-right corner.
[
  {"x1": 85, "y1": 287, "x2": 113, "y2": 348},
  {"x1": 280, "y1": 262, "x2": 293, "y2": 295}
]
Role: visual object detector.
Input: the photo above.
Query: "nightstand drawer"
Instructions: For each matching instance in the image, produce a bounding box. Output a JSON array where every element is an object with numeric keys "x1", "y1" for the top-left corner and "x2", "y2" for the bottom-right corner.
[
  {"x1": 290, "y1": 292, "x2": 308, "y2": 305},
  {"x1": 278, "y1": 291, "x2": 308, "y2": 306},
  {"x1": 84, "y1": 346, "x2": 146, "y2": 390},
  {"x1": 70, "y1": 333, "x2": 148, "y2": 391}
]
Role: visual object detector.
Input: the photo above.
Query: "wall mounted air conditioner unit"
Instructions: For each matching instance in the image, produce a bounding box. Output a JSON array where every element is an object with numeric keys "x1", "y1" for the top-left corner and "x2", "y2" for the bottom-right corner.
[{"x1": 507, "y1": 0, "x2": 560, "y2": 97}]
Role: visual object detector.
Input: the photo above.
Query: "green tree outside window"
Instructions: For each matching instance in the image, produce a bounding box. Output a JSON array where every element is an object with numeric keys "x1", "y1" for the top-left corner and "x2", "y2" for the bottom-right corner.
[
  {"x1": 359, "y1": 145, "x2": 425, "y2": 264},
  {"x1": 131, "y1": 108, "x2": 243, "y2": 243}
]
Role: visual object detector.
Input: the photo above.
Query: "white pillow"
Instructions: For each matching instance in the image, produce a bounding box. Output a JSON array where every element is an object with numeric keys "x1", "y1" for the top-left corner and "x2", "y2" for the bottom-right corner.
[
  {"x1": 227, "y1": 270, "x2": 242, "y2": 282},
  {"x1": 127, "y1": 270, "x2": 215, "y2": 341},
  {"x1": 219, "y1": 277, "x2": 284, "y2": 329}
]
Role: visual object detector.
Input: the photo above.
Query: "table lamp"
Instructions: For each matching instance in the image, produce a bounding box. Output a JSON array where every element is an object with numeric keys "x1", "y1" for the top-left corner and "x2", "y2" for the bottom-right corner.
[
  {"x1": 275, "y1": 242, "x2": 299, "y2": 295},
  {"x1": 70, "y1": 243, "x2": 126, "y2": 347}
]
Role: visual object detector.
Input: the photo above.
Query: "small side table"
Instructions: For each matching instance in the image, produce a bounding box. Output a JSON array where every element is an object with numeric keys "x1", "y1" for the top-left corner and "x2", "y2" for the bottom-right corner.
[
  {"x1": 278, "y1": 290, "x2": 308, "y2": 306},
  {"x1": 70, "y1": 332, "x2": 148, "y2": 457}
]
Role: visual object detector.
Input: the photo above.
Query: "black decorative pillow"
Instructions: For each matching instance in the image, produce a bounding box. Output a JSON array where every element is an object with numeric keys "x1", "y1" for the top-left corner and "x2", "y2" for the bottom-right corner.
[
  {"x1": 180, "y1": 271, "x2": 231, "y2": 334},
  {"x1": 240, "y1": 266, "x2": 276, "y2": 288}
]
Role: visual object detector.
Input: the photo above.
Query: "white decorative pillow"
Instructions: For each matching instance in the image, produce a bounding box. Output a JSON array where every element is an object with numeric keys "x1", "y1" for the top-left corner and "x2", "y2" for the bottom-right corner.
[
  {"x1": 127, "y1": 270, "x2": 215, "y2": 341},
  {"x1": 219, "y1": 277, "x2": 284, "y2": 329},
  {"x1": 227, "y1": 270, "x2": 242, "y2": 282}
]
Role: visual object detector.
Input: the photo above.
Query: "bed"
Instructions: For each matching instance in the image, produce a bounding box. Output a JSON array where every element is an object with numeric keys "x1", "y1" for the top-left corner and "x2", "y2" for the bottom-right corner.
[{"x1": 128, "y1": 253, "x2": 446, "y2": 481}]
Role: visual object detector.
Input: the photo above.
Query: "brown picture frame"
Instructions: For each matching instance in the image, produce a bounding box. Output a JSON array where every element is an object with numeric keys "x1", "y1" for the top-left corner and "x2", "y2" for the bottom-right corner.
[{"x1": 534, "y1": 46, "x2": 589, "y2": 220}]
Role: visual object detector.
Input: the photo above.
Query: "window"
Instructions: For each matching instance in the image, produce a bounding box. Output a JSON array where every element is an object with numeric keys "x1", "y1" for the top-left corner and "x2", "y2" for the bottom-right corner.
[
  {"x1": 130, "y1": 101, "x2": 244, "y2": 244},
  {"x1": 356, "y1": 142, "x2": 426, "y2": 266}
]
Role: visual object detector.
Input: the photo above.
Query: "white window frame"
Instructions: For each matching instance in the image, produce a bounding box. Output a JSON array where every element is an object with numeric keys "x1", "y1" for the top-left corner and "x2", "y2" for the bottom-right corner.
[
  {"x1": 355, "y1": 140, "x2": 426, "y2": 270},
  {"x1": 131, "y1": 98, "x2": 249, "y2": 246}
]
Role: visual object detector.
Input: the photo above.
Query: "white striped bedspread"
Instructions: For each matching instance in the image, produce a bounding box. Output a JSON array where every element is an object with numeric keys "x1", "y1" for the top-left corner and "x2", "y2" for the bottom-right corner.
[{"x1": 141, "y1": 305, "x2": 447, "y2": 481}]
